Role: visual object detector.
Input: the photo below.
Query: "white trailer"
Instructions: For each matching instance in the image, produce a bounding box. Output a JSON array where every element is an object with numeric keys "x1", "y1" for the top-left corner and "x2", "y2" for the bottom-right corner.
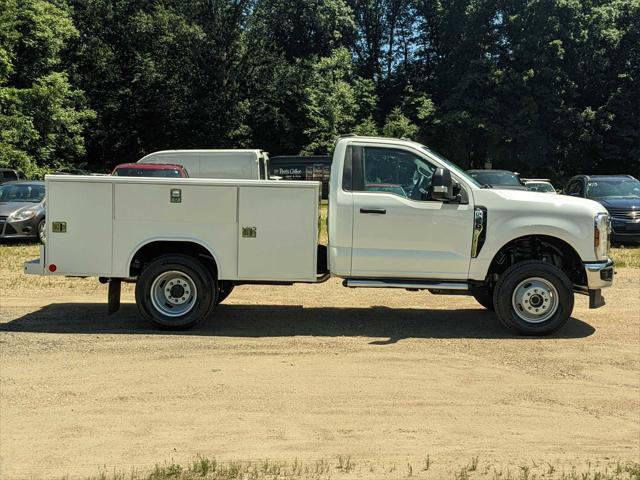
[
  {"x1": 138, "y1": 149, "x2": 269, "y2": 180},
  {"x1": 26, "y1": 135, "x2": 615, "y2": 335}
]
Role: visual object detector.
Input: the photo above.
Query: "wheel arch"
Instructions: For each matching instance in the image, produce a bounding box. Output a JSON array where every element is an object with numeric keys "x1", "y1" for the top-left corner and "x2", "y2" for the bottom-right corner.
[
  {"x1": 128, "y1": 238, "x2": 220, "y2": 279},
  {"x1": 485, "y1": 234, "x2": 587, "y2": 286}
]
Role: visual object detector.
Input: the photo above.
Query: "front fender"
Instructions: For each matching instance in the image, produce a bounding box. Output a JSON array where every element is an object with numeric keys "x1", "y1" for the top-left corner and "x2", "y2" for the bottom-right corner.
[{"x1": 468, "y1": 215, "x2": 594, "y2": 281}]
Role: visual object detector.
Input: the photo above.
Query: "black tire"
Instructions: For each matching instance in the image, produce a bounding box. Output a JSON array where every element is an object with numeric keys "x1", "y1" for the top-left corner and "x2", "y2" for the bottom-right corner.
[
  {"x1": 37, "y1": 218, "x2": 46, "y2": 244},
  {"x1": 217, "y1": 281, "x2": 234, "y2": 304},
  {"x1": 472, "y1": 287, "x2": 494, "y2": 310},
  {"x1": 135, "y1": 254, "x2": 217, "y2": 329},
  {"x1": 493, "y1": 260, "x2": 574, "y2": 336}
]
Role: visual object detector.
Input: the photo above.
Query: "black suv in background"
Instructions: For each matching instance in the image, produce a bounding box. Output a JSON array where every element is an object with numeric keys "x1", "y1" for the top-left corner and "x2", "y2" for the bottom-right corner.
[
  {"x1": 564, "y1": 174, "x2": 640, "y2": 244},
  {"x1": 466, "y1": 169, "x2": 528, "y2": 190}
]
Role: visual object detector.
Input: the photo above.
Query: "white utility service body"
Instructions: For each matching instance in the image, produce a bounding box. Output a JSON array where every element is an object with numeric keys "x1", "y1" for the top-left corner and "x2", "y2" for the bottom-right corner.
[
  {"x1": 26, "y1": 135, "x2": 615, "y2": 335},
  {"x1": 138, "y1": 149, "x2": 269, "y2": 180},
  {"x1": 34, "y1": 177, "x2": 320, "y2": 282}
]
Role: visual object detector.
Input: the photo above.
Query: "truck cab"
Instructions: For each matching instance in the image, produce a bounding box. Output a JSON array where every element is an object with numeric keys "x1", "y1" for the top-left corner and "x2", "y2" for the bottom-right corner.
[
  {"x1": 26, "y1": 135, "x2": 614, "y2": 335},
  {"x1": 328, "y1": 136, "x2": 614, "y2": 334}
]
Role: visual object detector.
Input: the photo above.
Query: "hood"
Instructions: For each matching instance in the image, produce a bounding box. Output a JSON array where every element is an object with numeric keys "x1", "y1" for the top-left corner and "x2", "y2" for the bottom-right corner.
[
  {"x1": 491, "y1": 185, "x2": 529, "y2": 191},
  {"x1": 474, "y1": 188, "x2": 607, "y2": 217},
  {"x1": 595, "y1": 197, "x2": 640, "y2": 210},
  {"x1": 0, "y1": 201, "x2": 43, "y2": 217}
]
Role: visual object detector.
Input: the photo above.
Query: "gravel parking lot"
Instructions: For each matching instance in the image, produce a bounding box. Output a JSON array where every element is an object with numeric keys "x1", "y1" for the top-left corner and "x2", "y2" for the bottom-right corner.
[{"x1": 0, "y1": 246, "x2": 638, "y2": 479}]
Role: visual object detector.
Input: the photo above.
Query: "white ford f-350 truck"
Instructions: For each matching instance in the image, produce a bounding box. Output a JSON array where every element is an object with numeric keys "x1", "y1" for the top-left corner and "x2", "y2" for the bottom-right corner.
[{"x1": 25, "y1": 135, "x2": 614, "y2": 335}]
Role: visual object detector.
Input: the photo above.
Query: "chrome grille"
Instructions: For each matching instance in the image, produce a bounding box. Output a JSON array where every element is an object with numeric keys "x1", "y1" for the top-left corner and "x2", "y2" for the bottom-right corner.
[{"x1": 607, "y1": 208, "x2": 640, "y2": 219}]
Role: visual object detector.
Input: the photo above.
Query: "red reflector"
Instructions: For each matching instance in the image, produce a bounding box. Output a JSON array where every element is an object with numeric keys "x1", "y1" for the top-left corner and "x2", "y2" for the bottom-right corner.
[{"x1": 48, "y1": 264, "x2": 57, "y2": 272}]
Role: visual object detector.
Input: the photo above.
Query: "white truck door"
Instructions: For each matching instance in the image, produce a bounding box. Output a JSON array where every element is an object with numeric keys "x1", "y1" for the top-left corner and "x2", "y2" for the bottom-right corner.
[{"x1": 349, "y1": 145, "x2": 473, "y2": 280}]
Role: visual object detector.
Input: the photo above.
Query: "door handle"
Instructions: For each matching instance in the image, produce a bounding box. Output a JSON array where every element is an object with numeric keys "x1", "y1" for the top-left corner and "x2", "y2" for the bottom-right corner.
[{"x1": 360, "y1": 208, "x2": 386, "y2": 214}]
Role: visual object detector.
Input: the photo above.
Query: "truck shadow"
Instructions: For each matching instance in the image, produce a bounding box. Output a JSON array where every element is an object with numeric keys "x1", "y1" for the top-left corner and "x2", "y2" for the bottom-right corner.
[{"x1": 0, "y1": 302, "x2": 596, "y2": 341}]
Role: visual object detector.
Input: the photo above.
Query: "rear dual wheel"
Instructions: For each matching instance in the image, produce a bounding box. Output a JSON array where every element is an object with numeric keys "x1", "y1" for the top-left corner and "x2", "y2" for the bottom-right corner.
[{"x1": 135, "y1": 254, "x2": 217, "y2": 329}]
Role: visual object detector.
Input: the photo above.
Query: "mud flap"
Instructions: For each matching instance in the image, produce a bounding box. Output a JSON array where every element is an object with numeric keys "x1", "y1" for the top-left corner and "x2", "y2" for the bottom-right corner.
[
  {"x1": 589, "y1": 289, "x2": 605, "y2": 309},
  {"x1": 108, "y1": 279, "x2": 122, "y2": 315}
]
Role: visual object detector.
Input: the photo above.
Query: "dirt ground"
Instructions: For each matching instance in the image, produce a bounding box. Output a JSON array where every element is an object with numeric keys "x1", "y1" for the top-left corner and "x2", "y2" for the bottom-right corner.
[{"x1": 0, "y1": 259, "x2": 639, "y2": 479}]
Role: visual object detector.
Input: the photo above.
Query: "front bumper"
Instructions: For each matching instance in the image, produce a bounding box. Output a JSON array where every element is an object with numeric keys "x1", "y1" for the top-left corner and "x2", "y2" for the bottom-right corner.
[
  {"x1": 578, "y1": 259, "x2": 615, "y2": 309},
  {"x1": 0, "y1": 216, "x2": 39, "y2": 239},
  {"x1": 584, "y1": 259, "x2": 615, "y2": 290},
  {"x1": 611, "y1": 218, "x2": 640, "y2": 244}
]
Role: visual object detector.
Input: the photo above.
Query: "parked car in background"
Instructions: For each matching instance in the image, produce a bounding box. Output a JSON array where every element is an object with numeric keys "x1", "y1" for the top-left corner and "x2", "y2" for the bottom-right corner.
[
  {"x1": 138, "y1": 150, "x2": 268, "y2": 180},
  {"x1": 466, "y1": 169, "x2": 528, "y2": 190},
  {"x1": 0, "y1": 168, "x2": 25, "y2": 184},
  {"x1": 523, "y1": 179, "x2": 557, "y2": 194},
  {"x1": 0, "y1": 181, "x2": 46, "y2": 243},
  {"x1": 564, "y1": 174, "x2": 640, "y2": 243},
  {"x1": 112, "y1": 163, "x2": 189, "y2": 178}
]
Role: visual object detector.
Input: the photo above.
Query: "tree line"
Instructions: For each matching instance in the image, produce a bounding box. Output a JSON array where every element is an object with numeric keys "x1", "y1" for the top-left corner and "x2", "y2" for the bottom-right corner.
[{"x1": 1, "y1": 0, "x2": 638, "y2": 180}]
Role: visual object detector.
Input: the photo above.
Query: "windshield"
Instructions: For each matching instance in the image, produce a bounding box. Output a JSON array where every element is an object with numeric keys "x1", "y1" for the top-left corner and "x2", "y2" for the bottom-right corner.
[
  {"x1": 114, "y1": 168, "x2": 183, "y2": 178},
  {"x1": 0, "y1": 184, "x2": 45, "y2": 203},
  {"x1": 468, "y1": 170, "x2": 521, "y2": 186},
  {"x1": 419, "y1": 146, "x2": 481, "y2": 187},
  {"x1": 527, "y1": 182, "x2": 555, "y2": 193},
  {"x1": 586, "y1": 179, "x2": 640, "y2": 199}
]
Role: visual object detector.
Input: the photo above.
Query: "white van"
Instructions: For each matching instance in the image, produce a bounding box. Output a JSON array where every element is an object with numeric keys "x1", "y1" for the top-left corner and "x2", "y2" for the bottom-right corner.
[{"x1": 138, "y1": 150, "x2": 269, "y2": 180}]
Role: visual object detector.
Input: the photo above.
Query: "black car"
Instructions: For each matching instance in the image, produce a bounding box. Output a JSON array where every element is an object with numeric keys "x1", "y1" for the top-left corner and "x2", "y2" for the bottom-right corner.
[
  {"x1": 466, "y1": 169, "x2": 528, "y2": 190},
  {"x1": 564, "y1": 174, "x2": 640, "y2": 244}
]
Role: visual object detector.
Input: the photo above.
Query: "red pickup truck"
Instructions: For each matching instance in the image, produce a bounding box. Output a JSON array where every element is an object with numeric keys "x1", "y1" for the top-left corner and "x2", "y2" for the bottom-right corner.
[{"x1": 111, "y1": 163, "x2": 189, "y2": 178}]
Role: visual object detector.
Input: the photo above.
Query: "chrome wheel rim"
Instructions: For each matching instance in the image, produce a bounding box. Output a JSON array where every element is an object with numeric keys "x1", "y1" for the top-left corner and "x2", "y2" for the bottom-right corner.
[
  {"x1": 38, "y1": 220, "x2": 46, "y2": 243},
  {"x1": 150, "y1": 270, "x2": 198, "y2": 317},
  {"x1": 511, "y1": 277, "x2": 559, "y2": 323}
]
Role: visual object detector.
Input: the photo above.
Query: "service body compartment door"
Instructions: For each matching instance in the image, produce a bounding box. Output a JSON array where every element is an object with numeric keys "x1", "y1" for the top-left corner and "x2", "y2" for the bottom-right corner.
[
  {"x1": 46, "y1": 180, "x2": 113, "y2": 276},
  {"x1": 238, "y1": 185, "x2": 318, "y2": 281},
  {"x1": 112, "y1": 183, "x2": 238, "y2": 279}
]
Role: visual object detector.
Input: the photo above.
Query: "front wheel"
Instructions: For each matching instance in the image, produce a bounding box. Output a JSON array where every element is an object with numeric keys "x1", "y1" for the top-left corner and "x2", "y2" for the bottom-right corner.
[
  {"x1": 135, "y1": 254, "x2": 217, "y2": 329},
  {"x1": 493, "y1": 260, "x2": 574, "y2": 335}
]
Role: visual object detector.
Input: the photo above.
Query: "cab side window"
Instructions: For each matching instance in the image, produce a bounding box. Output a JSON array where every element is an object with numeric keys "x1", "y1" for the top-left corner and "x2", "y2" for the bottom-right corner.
[{"x1": 361, "y1": 147, "x2": 436, "y2": 201}]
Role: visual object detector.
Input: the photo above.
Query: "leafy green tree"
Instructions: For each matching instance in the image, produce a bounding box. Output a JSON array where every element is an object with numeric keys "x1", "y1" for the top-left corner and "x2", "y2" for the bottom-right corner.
[
  {"x1": 0, "y1": 0, "x2": 94, "y2": 177},
  {"x1": 301, "y1": 47, "x2": 378, "y2": 154},
  {"x1": 382, "y1": 106, "x2": 417, "y2": 138}
]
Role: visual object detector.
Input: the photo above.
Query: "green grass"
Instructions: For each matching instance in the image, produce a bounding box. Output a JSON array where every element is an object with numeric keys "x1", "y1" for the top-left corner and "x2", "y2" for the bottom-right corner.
[
  {"x1": 0, "y1": 242, "x2": 107, "y2": 294},
  {"x1": 68, "y1": 457, "x2": 640, "y2": 480},
  {"x1": 610, "y1": 245, "x2": 640, "y2": 268}
]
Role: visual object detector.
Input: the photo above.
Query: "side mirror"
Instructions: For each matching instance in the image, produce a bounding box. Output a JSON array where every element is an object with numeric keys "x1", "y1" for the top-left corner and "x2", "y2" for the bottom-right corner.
[{"x1": 431, "y1": 168, "x2": 455, "y2": 201}]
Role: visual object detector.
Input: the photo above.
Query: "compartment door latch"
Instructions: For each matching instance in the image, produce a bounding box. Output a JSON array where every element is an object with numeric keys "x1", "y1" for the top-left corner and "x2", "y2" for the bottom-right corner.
[{"x1": 242, "y1": 226, "x2": 257, "y2": 238}]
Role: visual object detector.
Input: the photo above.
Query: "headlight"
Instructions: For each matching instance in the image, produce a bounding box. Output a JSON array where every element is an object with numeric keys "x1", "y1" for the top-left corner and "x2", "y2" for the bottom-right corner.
[
  {"x1": 8, "y1": 208, "x2": 37, "y2": 222},
  {"x1": 594, "y1": 212, "x2": 610, "y2": 259}
]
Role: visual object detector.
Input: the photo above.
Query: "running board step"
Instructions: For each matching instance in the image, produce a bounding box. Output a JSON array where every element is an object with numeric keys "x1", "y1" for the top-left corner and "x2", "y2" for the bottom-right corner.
[{"x1": 343, "y1": 279, "x2": 469, "y2": 291}]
